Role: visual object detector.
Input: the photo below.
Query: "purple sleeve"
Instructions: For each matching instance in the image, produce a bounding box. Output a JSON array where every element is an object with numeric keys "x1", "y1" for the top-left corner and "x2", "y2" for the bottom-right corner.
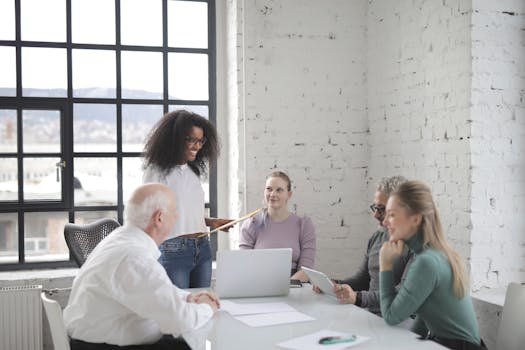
[
  {"x1": 239, "y1": 219, "x2": 256, "y2": 249},
  {"x1": 297, "y1": 216, "x2": 316, "y2": 269}
]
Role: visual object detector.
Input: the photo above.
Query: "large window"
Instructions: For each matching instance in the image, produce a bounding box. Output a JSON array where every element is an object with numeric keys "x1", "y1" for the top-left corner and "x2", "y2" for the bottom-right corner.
[{"x1": 0, "y1": 0, "x2": 216, "y2": 270}]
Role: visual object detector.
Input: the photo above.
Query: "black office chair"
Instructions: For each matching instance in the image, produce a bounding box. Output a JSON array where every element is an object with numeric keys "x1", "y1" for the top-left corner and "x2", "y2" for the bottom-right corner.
[{"x1": 64, "y1": 218, "x2": 120, "y2": 267}]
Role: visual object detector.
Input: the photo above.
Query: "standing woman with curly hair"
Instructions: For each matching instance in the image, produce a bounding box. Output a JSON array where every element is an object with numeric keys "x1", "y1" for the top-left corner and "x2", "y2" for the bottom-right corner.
[{"x1": 142, "y1": 110, "x2": 232, "y2": 288}]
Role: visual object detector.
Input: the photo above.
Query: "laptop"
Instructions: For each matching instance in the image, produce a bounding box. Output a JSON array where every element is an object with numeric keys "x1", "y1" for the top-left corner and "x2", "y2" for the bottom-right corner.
[{"x1": 214, "y1": 248, "x2": 292, "y2": 298}]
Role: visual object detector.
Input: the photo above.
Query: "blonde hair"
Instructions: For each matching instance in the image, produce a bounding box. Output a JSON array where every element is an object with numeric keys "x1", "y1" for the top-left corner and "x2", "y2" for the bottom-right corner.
[{"x1": 393, "y1": 181, "x2": 469, "y2": 298}]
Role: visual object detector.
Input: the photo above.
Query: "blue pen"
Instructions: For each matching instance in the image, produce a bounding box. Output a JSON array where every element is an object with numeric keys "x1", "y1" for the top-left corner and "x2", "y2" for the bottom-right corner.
[{"x1": 318, "y1": 335, "x2": 357, "y2": 345}]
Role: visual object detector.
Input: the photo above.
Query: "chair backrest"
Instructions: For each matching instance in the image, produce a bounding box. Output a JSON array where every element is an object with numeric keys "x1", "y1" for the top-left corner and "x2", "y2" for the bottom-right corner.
[
  {"x1": 496, "y1": 282, "x2": 525, "y2": 350},
  {"x1": 41, "y1": 292, "x2": 70, "y2": 350},
  {"x1": 64, "y1": 218, "x2": 120, "y2": 267}
]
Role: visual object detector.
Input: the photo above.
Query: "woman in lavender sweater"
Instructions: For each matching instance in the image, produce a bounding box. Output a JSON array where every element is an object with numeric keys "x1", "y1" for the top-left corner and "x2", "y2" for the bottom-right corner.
[{"x1": 239, "y1": 171, "x2": 316, "y2": 282}]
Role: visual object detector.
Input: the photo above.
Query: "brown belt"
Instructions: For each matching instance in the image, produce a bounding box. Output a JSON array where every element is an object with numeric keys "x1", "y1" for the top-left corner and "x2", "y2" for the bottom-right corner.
[{"x1": 177, "y1": 233, "x2": 205, "y2": 239}]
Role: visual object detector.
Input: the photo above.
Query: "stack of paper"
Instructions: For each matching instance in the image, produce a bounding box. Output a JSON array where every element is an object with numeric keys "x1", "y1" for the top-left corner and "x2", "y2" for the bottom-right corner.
[{"x1": 220, "y1": 300, "x2": 315, "y2": 327}]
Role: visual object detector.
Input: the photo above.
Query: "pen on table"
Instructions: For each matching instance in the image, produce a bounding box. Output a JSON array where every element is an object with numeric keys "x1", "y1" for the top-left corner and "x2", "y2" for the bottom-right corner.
[{"x1": 318, "y1": 335, "x2": 357, "y2": 345}]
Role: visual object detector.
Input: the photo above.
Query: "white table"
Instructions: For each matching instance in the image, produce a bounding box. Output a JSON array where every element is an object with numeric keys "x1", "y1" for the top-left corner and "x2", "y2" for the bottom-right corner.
[{"x1": 195, "y1": 286, "x2": 446, "y2": 349}]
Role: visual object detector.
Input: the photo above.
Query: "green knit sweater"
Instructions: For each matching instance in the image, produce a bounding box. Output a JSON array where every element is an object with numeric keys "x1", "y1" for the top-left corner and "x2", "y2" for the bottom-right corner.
[{"x1": 379, "y1": 232, "x2": 480, "y2": 345}]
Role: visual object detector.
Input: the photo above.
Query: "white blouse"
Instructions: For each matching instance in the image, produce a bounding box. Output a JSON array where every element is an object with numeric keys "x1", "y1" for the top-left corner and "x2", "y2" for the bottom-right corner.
[{"x1": 143, "y1": 164, "x2": 207, "y2": 238}]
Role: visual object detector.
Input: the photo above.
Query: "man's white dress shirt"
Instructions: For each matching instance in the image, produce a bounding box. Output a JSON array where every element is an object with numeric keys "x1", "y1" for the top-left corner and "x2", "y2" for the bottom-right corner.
[{"x1": 63, "y1": 224, "x2": 213, "y2": 346}]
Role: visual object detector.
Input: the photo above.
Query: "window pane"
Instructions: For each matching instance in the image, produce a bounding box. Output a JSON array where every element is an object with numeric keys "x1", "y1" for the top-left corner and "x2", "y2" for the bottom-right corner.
[
  {"x1": 168, "y1": 53, "x2": 208, "y2": 100},
  {"x1": 0, "y1": 109, "x2": 17, "y2": 153},
  {"x1": 0, "y1": 47, "x2": 16, "y2": 96},
  {"x1": 74, "y1": 104, "x2": 116, "y2": 152},
  {"x1": 169, "y1": 105, "x2": 209, "y2": 118},
  {"x1": 74, "y1": 157, "x2": 117, "y2": 206},
  {"x1": 122, "y1": 104, "x2": 163, "y2": 152},
  {"x1": 168, "y1": 1, "x2": 208, "y2": 49},
  {"x1": 72, "y1": 0, "x2": 115, "y2": 44},
  {"x1": 21, "y1": 0, "x2": 66, "y2": 42},
  {"x1": 0, "y1": 158, "x2": 18, "y2": 201},
  {"x1": 23, "y1": 110, "x2": 61, "y2": 153},
  {"x1": 121, "y1": 0, "x2": 162, "y2": 46},
  {"x1": 122, "y1": 157, "x2": 143, "y2": 203},
  {"x1": 23, "y1": 157, "x2": 62, "y2": 201},
  {"x1": 74, "y1": 211, "x2": 118, "y2": 224},
  {"x1": 0, "y1": 213, "x2": 18, "y2": 264},
  {"x1": 24, "y1": 211, "x2": 68, "y2": 262},
  {"x1": 73, "y1": 49, "x2": 116, "y2": 98},
  {"x1": 121, "y1": 51, "x2": 163, "y2": 99},
  {"x1": 22, "y1": 47, "x2": 67, "y2": 97},
  {"x1": 0, "y1": 0, "x2": 15, "y2": 40}
]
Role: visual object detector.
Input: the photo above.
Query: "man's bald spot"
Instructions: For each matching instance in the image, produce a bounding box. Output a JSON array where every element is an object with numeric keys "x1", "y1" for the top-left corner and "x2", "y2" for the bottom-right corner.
[{"x1": 130, "y1": 183, "x2": 172, "y2": 206}]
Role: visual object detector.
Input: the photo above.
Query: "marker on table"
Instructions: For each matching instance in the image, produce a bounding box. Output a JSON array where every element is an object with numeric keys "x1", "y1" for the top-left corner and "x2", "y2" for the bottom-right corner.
[{"x1": 318, "y1": 335, "x2": 357, "y2": 345}]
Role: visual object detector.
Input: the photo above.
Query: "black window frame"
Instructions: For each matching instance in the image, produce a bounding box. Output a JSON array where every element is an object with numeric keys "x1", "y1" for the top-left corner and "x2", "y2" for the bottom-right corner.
[{"x1": 0, "y1": 0, "x2": 217, "y2": 271}]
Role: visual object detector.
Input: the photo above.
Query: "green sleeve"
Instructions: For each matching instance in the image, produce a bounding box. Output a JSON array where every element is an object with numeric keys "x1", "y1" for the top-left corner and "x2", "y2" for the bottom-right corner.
[{"x1": 379, "y1": 254, "x2": 438, "y2": 325}]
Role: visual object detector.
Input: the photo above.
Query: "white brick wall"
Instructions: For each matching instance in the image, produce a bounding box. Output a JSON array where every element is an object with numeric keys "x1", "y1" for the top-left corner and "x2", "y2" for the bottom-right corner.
[
  {"x1": 216, "y1": 0, "x2": 246, "y2": 250},
  {"x1": 219, "y1": 0, "x2": 525, "y2": 288},
  {"x1": 223, "y1": 0, "x2": 370, "y2": 278},
  {"x1": 470, "y1": 0, "x2": 525, "y2": 290},
  {"x1": 367, "y1": 0, "x2": 474, "y2": 270}
]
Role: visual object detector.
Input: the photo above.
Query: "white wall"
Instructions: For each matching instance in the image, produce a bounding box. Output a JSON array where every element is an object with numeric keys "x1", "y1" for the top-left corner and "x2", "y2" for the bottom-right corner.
[
  {"x1": 219, "y1": 0, "x2": 525, "y2": 288},
  {"x1": 367, "y1": 0, "x2": 473, "y2": 269},
  {"x1": 220, "y1": 0, "x2": 370, "y2": 277},
  {"x1": 470, "y1": 0, "x2": 525, "y2": 290},
  {"x1": 216, "y1": 0, "x2": 244, "y2": 251}
]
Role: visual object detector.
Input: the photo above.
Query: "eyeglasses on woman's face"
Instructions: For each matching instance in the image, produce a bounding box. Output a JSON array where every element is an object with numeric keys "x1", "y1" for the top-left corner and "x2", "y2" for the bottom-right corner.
[{"x1": 185, "y1": 136, "x2": 207, "y2": 147}]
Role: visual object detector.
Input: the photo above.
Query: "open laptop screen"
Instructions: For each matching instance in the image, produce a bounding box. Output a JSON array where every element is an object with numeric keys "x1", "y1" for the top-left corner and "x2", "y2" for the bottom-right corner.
[{"x1": 214, "y1": 248, "x2": 292, "y2": 298}]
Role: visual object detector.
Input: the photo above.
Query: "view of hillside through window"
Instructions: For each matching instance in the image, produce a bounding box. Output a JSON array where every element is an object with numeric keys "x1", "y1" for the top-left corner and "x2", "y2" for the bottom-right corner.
[{"x1": 0, "y1": 0, "x2": 215, "y2": 268}]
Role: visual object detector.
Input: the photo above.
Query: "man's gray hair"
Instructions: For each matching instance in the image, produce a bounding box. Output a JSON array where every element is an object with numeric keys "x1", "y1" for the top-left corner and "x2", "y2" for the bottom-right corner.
[
  {"x1": 376, "y1": 175, "x2": 408, "y2": 196},
  {"x1": 124, "y1": 189, "x2": 170, "y2": 230}
]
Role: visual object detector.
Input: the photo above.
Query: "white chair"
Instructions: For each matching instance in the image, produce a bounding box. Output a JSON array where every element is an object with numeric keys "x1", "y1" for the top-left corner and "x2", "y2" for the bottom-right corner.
[
  {"x1": 495, "y1": 282, "x2": 525, "y2": 350},
  {"x1": 41, "y1": 292, "x2": 71, "y2": 350}
]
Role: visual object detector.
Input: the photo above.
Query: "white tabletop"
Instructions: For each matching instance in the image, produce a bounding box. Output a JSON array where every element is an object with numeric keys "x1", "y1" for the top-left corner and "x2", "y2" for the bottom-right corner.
[{"x1": 188, "y1": 285, "x2": 446, "y2": 350}]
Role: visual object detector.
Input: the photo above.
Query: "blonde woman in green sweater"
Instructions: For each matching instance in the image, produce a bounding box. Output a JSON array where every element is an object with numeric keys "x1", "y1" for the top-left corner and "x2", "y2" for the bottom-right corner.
[{"x1": 379, "y1": 181, "x2": 485, "y2": 350}]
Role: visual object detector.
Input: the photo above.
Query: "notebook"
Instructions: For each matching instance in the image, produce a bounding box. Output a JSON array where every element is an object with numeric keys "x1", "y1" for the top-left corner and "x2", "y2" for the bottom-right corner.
[
  {"x1": 214, "y1": 248, "x2": 292, "y2": 298},
  {"x1": 301, "y1": 266, "x2": 336, "y2": 297}
]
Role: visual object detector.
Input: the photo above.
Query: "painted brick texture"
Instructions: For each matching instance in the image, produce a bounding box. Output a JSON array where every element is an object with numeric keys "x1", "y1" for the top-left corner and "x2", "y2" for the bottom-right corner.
[
  {"x1": 470, "y1": 0, "x2": 525, "y2": 290},
  {"x1": 239, "y1": 0, "x2": 370, "y2": 277},
  {"x1": 228, "y1": 0, "x2": 524, "y2": 289}
]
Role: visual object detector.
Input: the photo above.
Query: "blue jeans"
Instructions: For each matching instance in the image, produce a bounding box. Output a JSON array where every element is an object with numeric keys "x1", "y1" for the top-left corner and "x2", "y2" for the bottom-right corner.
[{"x1": 158, "y1": 236, "x2": 212, "y2": 288}]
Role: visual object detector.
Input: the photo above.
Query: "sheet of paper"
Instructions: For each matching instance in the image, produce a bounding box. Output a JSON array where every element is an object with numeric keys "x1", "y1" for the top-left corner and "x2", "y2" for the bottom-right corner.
[
  {"x1": 235, "y1": 311, "x2": 315, "y2": 327},
  {"x1": 220, "y1": 300, "x2": 297, "y2": 316},
  {"x1": 277, "y1": 329, "x2": 370, "y2": 349}
]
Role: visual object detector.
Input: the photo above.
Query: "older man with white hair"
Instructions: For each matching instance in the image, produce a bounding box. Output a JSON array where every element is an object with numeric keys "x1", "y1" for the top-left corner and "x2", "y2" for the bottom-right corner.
[{"x1": 64, "y1": 183, "x2": 219, "y2": 350}]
